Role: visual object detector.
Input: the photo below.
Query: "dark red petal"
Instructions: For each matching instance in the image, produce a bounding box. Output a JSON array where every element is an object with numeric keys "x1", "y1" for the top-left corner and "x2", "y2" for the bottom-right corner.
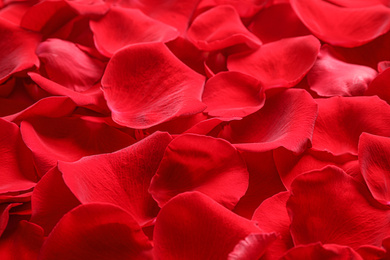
[
  {"x1": 202, "y1": 71, "x2": 264, "y2": 119},
  {"x1": 59, "y1": 132, "x2": 172, "y2": 226},
  {"x1": 20, "y1": 116, "x2": 135, "y2": 176},
  {"x1": 0, "y1": 221, "x2": 44, "y2": 260},
  {"x1": 154, "y1": 191, "x2": 272, "y2": 259},
  {"x1": 90, "y1": 7, "x2": 178, "y2": 57},
  {"x1": 101, "y1": 42, "x2": 206, "y2": 129},
  {"x1": 149, "y1": 134, "x2": 248, "y2": 209},
  {"x1": 38, "y1": 203, "x2": 152, "y2": 260},
  {"x1": 365, "y1": 67, "x2": 390, "y2": 104},
  {"x1": 280, "y1": 243, "x2": 363, "y2": 260},
  {"x1": 0, "y1": 203, "x2": 22, "y2": 236},
  {"x1": 228, "y1": 35, "x2": 320, "y2": 89},
  {"x1": 308, "y1": 46, "x2": 377, "y2": 97},
  {"x1": 219, "y1": 89, "x2": 318, "y2": 153},
  {"x1": 0, "y1": 18, "x2": 40, "y2": 83},
  {"x1": 30, "y1": 167, "x2": 80, "y2": 236},
  {"x1": 36, "y1": 38, "x2": 105, "y2": 93},
  {"x1": 288, "y1": 166, "x2": 390, "y2": 249},
  {"x1": 290, "y1": 0, "x2": 390, "y2": 47},
  {"x1": 249, "y1": 3, "x2": 310, "y2": 44},
  {"x1": 187, "y1": 5, "x2": 261, "y2": 52},
  {"x1": 312, "y1": 96, "x2": 390, "y2": 156},
  {"x1": 356, "y1": 245, "x2": 387, "y2": 260},
  {"x1": 359, "y1": 133, "x2": 390, "y2": 205},
  {"x1": 227, "y1": 233, "x2": 278, "y2": 260},
  {"x1": 252, "y1": 192, "x2": 293, "y2": 260}
]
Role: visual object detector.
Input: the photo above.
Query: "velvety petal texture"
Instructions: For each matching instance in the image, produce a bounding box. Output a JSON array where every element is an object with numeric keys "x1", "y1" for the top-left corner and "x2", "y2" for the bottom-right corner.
[
  {"x1": 38, "y1": 203, "x2": 152, "y2": 260},
  {"x1": 153, "y1": 191, "x2": 275, "y2": 259},
  {"x1": 90, "y1": 7, "x2": 179, "y2": 57},
  {"x1": 219, "y1": 89, "x2": 318, "y2": 153},
  {"x1": 290, "y1": 0, "x2": 390, "y2": 47},
  {"x1": 101, "y1": 42, "x2": 206, "y2": 129},
  {"x1": 228, "y1": 35, "x2": 320, "y2": 89},
  {"x1": 59, "y1": 132, "x2": 172, "y2": 226},
  {"x1": 187, "y1": 5, "x2": 261, "y2": 51},
  {"x1": 359, "y1": 133, "x2": 390, "y2": 205},
  {"x1": 149, "y1": 134, "x2": 249, "y2": 209}
]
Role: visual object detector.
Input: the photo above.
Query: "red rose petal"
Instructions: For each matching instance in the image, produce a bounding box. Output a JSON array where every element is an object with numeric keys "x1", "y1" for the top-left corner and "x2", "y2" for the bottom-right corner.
[
  {"x1": 312, "y1": 96, "x2": 390, "y2": 156},
  {"x1": 290, "y1": 0, "x2": 390, "y2": 47},
  {"x1": 0, "y1": 203, "x2": 22, "y2": 237},
  {"x1": 154, "y1": 191, "x2": 274, "y2": 259},
  {"x1": 149, "y1": 134, "x2": 249, "y2": 209},
  {"x1": 0, "y1": 18, "x2": 40, "y2": 84},
  {"x1": 228, "y1": 35, "x2": 320, "y2": 89},
  {"x1": 30, "y1": 167, "x2": 80, "y2": 236},
  {"x1": 202, "y1": 71, "x2": 265, "y2": 119},
  {"x1": 187, "y1": 5, "x2": 261, "y2": 52},
  {"x1": 90, "y1": 7, "x2": 178, "y2": 57},
  {"x1": 20, "y1": 116, "x2": 135, "y2": 176},
  {"x1": 218, "y1": 89, "x2": 318, "y2": 153},
  {"x1": 308, "y1": 46, "x2": 377, "y2": 97},
  {"x1": 36, "y1": 38, "x2": 105, "y2": 93},
  {"x1": 280, "y1": 243, "x2": 363, "y2": 260},
  {"x1": 327, "y1": 0, "x2": 389, "y2": 8},
  {"x1": 365, "y1": 67, "x2": 390, "y2": 104},
  {"x1": 288, "y1": 166, "x2": 390, "y2": 249},
  {"x1": 196, "y1": 0, "x2": 268, "y2": 18},
  {"x1": 101, "y1": 42, "x2": 206, "y2": 129},
  {"x1": 359, "y1": 133, "x2": 390, "y2": 205},
  {"x1": 227, "y1": 233, "x2": 278, "y2": 260},
  {"x1": 59, "y1": 132, "x2": 172, "y2": 226},
  {"x1": 38, "y1": 203, "x2": 152, "y2": 260}
]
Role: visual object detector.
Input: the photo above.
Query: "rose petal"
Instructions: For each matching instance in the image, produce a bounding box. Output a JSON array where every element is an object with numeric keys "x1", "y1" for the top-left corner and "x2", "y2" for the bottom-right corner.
[
  {"x1": 288, "y1": 165, "x2": 390, "y2": 249},
  {"x1": 218, "y1": 89, "x2": 318, "y2": 153},
  {"x1": 101, "y1": 42, "x2": 206, "y2": 129},
  {"x1": 90, "y1": 7, "x2": 179, "y2": 57},
  {"x1": 0, "y1": 203, "x2": 22, "y2": 237},
  {"x1": 196, "y1": 0, "x2": 268, "y2": 18},
  {"x1": 228, "y1": 35, "x2": 320, "y2": 89},
  {"x1": 290, "y1": 0, "x2": 390, "y2": 47},
  {"x1": 227, "y1": 233, "x2": 278, "y2": 260},
  {"x1": 59, "y1": 132, "x2": 172, "y2": 226},
  {"x1": 149, "y1": 134, "x2": 249, "y2": 209},
  {"x1": 308, "y1": 45, "x2": 377, "y2": 97},
  {"x1": 187, "y1": 5, "x2": 261, "y2": 52},
  {"x1": 365, "y1": 67, "x2": 390, "y2": 104},
  {"x1": 38, "y1": 203, "x2": 152, "y2": 260},
  {"x1": 154, "y1": 191, "x2": 273, "y2": 259}
]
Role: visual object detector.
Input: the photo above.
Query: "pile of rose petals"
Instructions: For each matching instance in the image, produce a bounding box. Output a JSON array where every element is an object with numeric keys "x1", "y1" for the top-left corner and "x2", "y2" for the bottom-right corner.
[{"x1": 2, "y1": 0, "x2": 390, "y2": 259}]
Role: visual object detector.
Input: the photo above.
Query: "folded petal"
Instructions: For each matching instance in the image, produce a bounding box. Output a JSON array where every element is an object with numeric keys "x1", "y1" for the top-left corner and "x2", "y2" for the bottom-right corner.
[
  {"x1": 187, "y1": 5, "x2": 261, "y2": 52},
  {"x1": 101, "y1": 42, "x2": 206, "y2": 129},
  {"x1": 196, "y1": 0, "x2": 268, "y2": 18},
  {"x1": 290, "y1": 0, "x2": 390, "y2": 47},
  {"x1": 288, "y1": 166, "x2": 390, "y2": 249},
  {"x1": 227, "y1": 233, "x2": 278, "y2": 260},
  {"x1": 219, "y1": 89, "x2": 318, "y2": 153},
  {"x1": 228, "y1": 35, "x2": 320, "y2": 89},
  {"x1": 59, "y1": 132, "x2": 172, "y2": 226},
  {"x1": 38, "y1": 203, "x2": 152, "y2": 260},
  {"x1": 308, "y1": 46, "x2": 377, "y2": 97},
  {"x1": 149, "y1": 134, "x2": 248, "y2": 209},
  {"x1": 154, "y1": 191, "x2": 273, "y2": 259},
  {"x1": 90, "y1": 7, "x2": 179, "y2": 57}
]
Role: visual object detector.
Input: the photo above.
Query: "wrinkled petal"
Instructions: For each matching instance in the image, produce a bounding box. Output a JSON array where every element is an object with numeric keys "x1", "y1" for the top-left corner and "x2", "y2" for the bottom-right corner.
[
  {"x1": 149, "y1": 134, "x2": 249, "y2": 209},
  {"x1": 187, "y1": 5, "x2": 261, "y2": 52},
  {"x1": 59, "y1": 132, "x2": 172, "y2": 226},
  {"x1": 287, "y1": 166, "x2": 390, "y2": 249},
  {"x1": 38, "y1": 203, "x2": 152, "y2": 260},
  {"x1": 228, "y1": 35, "x2": 320, "y2": 89},
  {"x1": 90, "y1": 7, "x2": 179, "y2": 57},
  {"x1": 154, "y1": 191, "x2": 273, "y2": 259},
  {"x1": 219, "y1": 89, "x2": 318, "y2": 153},
  {"x1": 308, "y1": 46, "x2": 377, "y2": 97},
  {"x1": 290, "y1": 0, "x2": 390, "y2": 47},
  {"x1": 202, "y1": 71, "x2": 265, "y2": 119},
  {"x1": 101, "y1": 42, "x2": 206, "y2": 129}
]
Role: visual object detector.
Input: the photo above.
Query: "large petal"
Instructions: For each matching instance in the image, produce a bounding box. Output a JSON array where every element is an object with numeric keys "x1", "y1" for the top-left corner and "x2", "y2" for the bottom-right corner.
[
  {"x1": 149, "y1": 134, "x2": 249, "y2": 209},
  {"x1": 290, "y1": 0, "x2": 390, "y2": 47},
  {"x1": 218, "y1": 89, "x2": 318, "y2": 153},
  {"x1": 228, "y1": 35, "x2": 320, "y2": 89},
  {"x1": 59, "y1": 132, "x2": 172, "y2": 226},
  {"x1": 38, "y1": 203, "x2": 152, "y2": 260},
  {"x1": 153, "y1": 191, "x2": 275, "y2": 260},
  {"x1": 101, "y1": 42, "x2": 206, "y2": 129}
]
